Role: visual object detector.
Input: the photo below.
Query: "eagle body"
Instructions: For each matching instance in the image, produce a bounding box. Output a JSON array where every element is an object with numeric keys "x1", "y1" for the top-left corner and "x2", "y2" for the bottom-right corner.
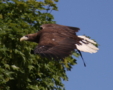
[{"x1": 20, "y1": 24, "x2": 99, "y2": 61}]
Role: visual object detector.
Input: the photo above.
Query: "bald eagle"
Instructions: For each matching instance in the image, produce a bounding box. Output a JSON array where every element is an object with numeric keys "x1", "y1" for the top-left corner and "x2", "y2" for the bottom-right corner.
[{"x1": 20, "y1": 24, "x2": 99, "y2": 66}]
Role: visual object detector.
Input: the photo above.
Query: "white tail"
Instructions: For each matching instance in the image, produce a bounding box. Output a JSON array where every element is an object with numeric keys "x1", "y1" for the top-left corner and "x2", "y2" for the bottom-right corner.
[{"x1": 75, "y1": 35, "x2": 99, "y2": 53}]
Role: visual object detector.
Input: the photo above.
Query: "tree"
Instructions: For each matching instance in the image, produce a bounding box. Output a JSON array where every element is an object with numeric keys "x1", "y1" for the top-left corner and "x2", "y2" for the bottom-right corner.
[{"x1": 0, "y1": 0, "x2": 78, "y2": 90}]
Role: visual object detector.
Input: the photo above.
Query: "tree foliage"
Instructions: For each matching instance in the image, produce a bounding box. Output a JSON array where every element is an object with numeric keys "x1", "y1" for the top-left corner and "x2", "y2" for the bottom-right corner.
[{"x1": 0, "y1": 0, "x2": 78, "y2": 90}]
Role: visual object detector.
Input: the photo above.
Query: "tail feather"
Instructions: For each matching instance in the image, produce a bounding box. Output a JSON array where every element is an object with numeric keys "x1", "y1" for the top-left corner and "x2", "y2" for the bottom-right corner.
[
  {"x1": 75, "y1": 35, "x2": 99, "y2": 53},
  {"x1": 78, "y1": 36, "x2": 97, "y2": 44}
]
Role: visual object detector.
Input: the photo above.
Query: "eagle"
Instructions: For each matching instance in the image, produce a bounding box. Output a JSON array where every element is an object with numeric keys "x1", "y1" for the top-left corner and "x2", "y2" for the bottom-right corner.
[{"x1": 20, "y1": 24, "x2": 99, "y2": 66}]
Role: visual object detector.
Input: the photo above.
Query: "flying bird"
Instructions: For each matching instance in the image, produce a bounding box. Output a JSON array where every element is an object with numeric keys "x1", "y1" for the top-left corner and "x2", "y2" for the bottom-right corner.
[{"x1": 20, "y1": 24, "x2": 99, "y2": 66}]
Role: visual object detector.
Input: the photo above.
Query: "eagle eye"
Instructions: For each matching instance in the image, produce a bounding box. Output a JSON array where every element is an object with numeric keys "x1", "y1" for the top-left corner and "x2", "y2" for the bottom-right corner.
[
  {"x1": 40, "y1": 26, "x2": 43, "y2": 30},
  {"x1": 25, "y1": 36, "x2": 28, "y2": 37}
]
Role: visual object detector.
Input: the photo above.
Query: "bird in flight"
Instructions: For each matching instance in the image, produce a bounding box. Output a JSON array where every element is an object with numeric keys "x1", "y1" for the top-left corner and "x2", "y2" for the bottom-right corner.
[{"x1": 20, "y1": 24, "x2": 99, "y2": 66}]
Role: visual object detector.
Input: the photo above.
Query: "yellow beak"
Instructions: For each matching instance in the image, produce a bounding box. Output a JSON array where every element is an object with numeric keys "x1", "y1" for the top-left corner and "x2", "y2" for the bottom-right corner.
[{"x1": 20, "y1": 36, "x2": 28, "y2": 41}]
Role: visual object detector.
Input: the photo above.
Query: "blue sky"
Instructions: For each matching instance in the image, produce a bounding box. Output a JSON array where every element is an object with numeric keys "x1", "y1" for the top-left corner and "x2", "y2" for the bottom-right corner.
[{"x1": 52, "y1": 0, "x2": 113, "y2": 90}]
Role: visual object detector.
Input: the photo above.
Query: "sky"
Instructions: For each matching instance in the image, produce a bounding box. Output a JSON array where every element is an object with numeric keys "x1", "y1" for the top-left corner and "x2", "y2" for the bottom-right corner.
[{"x1": 52, "y1": 0, "x2": 113, "y2": 90}]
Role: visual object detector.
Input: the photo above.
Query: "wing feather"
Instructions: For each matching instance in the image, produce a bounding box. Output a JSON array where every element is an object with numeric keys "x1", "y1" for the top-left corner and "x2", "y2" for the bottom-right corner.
[
  {"x1": 33, "y1": 38, "x2": 76, "y2": 60},
  {"x1": 41, "y1": 24, "x2": 80, "y2": 36},
  {"x1": 31, "y1": 24, "x2": 81, "y2": 60}
]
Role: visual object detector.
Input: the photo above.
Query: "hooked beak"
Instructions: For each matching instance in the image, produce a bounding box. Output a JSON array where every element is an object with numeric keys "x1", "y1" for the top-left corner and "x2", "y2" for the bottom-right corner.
[{"x1": 20, "y1": 36, "x2": 28, "y2": 41}]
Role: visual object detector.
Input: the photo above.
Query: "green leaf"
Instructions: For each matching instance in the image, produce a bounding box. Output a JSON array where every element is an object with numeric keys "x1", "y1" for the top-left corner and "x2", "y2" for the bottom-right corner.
[
  {"x1": 0, "y1": 0, "x2": 82, "y2": 90},
  {"x1": 11, "y1": 65, "x2": 19, "y2": 71}
]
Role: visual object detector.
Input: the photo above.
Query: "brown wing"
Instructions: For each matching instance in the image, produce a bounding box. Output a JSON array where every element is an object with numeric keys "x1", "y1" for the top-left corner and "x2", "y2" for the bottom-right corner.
[
  {"x1": 32, "y1": 33, "x2": 77, "y2": 59},
  {"x1": 40, "y1": 24, "x2": 80, "y2": 37}
]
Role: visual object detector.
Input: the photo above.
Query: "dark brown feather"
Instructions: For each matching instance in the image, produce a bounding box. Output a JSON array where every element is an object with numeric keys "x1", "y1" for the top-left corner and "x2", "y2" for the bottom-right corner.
[
  {"x1": 33, "y1": 37, "x2": 76, "y2": 59},
  {"x1": 40, "y1": 24, "x2": 80, "y2": 37},
  {"x1": 24, "y1": 24, "x2": 81, "y2": 59}
]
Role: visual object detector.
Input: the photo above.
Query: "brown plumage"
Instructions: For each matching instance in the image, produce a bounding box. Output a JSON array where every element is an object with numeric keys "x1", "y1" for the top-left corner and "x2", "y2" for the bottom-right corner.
[{"x1": 20, "y1": 24, "x2": 99, "y2": 65}]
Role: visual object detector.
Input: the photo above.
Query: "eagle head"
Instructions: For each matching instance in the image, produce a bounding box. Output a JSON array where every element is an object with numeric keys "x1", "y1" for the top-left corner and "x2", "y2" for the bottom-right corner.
[{"x1": 20, "y1": 33, "x2": 38, "y2": 42}]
